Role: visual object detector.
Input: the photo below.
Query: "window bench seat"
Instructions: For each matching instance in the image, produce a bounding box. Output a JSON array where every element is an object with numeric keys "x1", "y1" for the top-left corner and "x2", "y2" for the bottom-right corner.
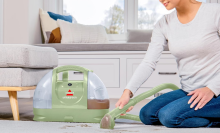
[{"x1": 34, "y1": 42, "x2": 169, "y2": 52}]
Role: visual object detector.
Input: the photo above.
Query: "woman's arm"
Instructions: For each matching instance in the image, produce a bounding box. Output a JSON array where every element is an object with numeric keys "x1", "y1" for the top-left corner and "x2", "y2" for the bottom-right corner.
[
  {"x1": 215, "y1": 4, "x2": 220, "y2": 36},
  {"x1": 124, "y1": 16, "x2": 168, "y2": 98},
  {"x1": 207, "y1": 6, "x2": 220, "y2": 97},
  {"x1": 206, "y1": 73, "x2": 220, "y2": 97}
]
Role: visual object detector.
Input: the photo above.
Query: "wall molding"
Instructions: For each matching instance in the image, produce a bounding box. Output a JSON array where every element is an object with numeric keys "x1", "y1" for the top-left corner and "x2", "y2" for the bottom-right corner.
[{"x1": 0, "y1": 0, "x2": 3, "y2": 44}]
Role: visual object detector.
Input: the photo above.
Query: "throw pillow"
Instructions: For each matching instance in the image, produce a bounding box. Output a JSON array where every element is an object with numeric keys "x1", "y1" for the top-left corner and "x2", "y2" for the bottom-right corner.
[
  {"x1": 127, "y1": 29, "x2": 153, "y2": 42},
  {"x1": 39, "y1": 8, "x2": 76, "y2": 43},
  {"x1": 48, "y1": 11, "x2": 72, "y2": 22},
  {"x1": 57, "y1": 19, "x2": 109, "y2": 43},
  {"x1": 45, "y1": 31, "x2": 51, "y2": 43},
  {"x1": 49, "y1": 27, "x2": 62, "y2": 43}
]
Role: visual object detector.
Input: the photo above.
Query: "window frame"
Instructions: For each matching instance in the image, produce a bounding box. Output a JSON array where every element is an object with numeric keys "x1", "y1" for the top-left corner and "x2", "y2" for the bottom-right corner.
[
  {"x1": 107, "y1": 0, "x2": 139, "y2": 41},
  {"x1": 59, "y1": 0, "x2": 211, "y2": 41}
]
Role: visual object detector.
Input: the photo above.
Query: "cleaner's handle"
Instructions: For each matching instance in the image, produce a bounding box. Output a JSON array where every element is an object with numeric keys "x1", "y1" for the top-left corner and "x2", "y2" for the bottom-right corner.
[
  {"x1": 55, "y1": 65, "x2": 93, "y2": 73},
  {"x1": 109, "y1": 99, "x2": 136, "y2": 119},
  {"x1": 119, "y1": 114, "x2": 141, "y2": 121},
  {"x1": 132, "y1": 83, "x2": 179, "y2": 104},
  {"x1": 52, "y1": 65, "x2": 93, "y2": 82}
]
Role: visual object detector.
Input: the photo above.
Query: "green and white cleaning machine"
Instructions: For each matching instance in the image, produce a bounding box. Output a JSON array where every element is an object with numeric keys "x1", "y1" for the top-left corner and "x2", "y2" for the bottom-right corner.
[{"x1": 33, "y1": 65, "x2": 179, "y2": 129}]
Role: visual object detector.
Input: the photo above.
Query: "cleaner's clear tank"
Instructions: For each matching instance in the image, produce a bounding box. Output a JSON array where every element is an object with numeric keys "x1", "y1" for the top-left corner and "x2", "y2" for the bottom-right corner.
[
  {"x1": 33, "y1": 70, "x2": 109, "y2": 109},
  {"x1": 87, "y1": 72, "x2": 109, "y2": 109},
  {"x1": 33, "y1": 70, "x2": 52, "y2": 109}
]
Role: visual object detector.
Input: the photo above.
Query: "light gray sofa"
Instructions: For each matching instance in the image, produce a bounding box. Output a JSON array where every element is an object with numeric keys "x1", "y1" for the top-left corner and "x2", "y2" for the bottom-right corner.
[
  {"x1": 0, "y1": 44, "x2": 58, "y2": 121},
  {"x1": 0, "y1": 44, "x2": 58, "y2": 86}
]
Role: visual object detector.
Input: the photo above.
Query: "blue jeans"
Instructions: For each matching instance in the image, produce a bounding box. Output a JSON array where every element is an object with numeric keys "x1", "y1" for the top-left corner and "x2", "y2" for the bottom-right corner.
[{"x1": 139, "y1": 89, "x2": 220, "y2": 128}]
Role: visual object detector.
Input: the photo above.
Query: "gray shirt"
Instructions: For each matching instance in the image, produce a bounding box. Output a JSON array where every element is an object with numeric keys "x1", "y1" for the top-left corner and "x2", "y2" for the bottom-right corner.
[{"x1": 125, "y1": 2, "x2": 220, "y2": 98}]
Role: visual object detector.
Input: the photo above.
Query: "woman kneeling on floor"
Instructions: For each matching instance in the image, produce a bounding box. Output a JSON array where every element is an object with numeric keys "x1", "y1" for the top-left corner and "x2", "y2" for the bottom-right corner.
[{"x1": 116, "y1": 0, "x2": 220, "y2": 128}]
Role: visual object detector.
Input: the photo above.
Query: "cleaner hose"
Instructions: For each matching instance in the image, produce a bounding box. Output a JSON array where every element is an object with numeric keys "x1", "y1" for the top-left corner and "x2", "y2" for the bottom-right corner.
[{"x1": 116, "y1": 83, "x2": 179, "y2": 121}]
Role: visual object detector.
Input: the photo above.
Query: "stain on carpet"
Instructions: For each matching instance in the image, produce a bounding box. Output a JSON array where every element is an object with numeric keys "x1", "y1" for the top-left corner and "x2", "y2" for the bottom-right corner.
[
  {"x1": 60, "y1": 124, "x2": 91, "y2": 129},
  {"x1": 60, "y1": 125, "x2": 76, "y2": 129},
  {"x1": 78, "y1": 124, "x2": 91, "y2": 127},
  {"x1": 102, "y1": 130, "x2": 139, "y2": 133}
]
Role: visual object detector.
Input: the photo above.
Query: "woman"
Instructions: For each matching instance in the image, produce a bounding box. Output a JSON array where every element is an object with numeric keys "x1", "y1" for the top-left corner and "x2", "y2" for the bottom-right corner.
[{"x1": 115, "y1": 0, "x2": 220, "y2": 128}]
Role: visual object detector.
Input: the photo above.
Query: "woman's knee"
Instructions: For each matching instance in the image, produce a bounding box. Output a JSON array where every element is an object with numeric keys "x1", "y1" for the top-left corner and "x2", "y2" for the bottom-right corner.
[
  {"x1": 158, "y1": 102, "x2": 186, "y2": 128},
  {"x1": 139, "y1": 89, "x2": 187, "y2": 126},
  {"x1": 139, "y1": 104, "x2": 160, "y2": 125},
  {"x1": 158, "y1": 107, "x2": 177, "y2": 128},
  {"x1": 139, "y1": 106, "x2": 151, "y2": 125}
]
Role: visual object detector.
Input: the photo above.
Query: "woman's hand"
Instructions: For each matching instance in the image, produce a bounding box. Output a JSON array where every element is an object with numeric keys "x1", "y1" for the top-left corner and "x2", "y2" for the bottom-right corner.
[
  {"x1": 187, "y1": 87, "x2": 214, "y2": 110},
  {"x1": 115, "y1": 89, "x2": 134, "y2": 116}
]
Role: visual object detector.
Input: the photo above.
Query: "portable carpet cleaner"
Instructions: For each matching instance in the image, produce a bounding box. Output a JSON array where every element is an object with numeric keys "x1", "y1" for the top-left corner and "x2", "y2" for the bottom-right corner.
[{"x1": 33, "y1": 65, "x2": 179, "y2": 129}]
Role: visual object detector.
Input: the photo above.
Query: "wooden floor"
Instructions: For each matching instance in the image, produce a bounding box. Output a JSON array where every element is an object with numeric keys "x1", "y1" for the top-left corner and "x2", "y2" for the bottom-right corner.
[
  {"x1": 0, "y1": 98, "x2": 34, "y2": 121},
  {"x1": 0, "y1": 98, "x2": 152, "y2": 121}
]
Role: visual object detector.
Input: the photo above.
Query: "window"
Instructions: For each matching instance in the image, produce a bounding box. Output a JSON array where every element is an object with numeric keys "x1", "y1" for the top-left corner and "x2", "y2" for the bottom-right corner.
[
  {"x1": 138, "y1": 0, "x2": 174, "y2": 29},
  {"x1": 62, "y1": 0, "x2": 207, "y2": 40},
  {"x1": 63, "y1": 0, "x2": 125, "y2": 34}
]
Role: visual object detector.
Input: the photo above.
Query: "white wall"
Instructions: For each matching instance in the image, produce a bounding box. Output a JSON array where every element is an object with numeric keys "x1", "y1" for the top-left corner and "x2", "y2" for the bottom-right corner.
[
  {"x1": 0, "y1": 0, "x2": 3, "y2": 44},
  {"x1": 4, "y1": 0, "x2": 29, "y2": 44},
  {"x1": 29, "y1": 0, "x2": 43, "y2": 44},
  {"x1": 0, "y1": 0, "x2": 43, "y2": 98},
  {"x1": 3, "y1": 0, "x2": 43, "y2": 44}
]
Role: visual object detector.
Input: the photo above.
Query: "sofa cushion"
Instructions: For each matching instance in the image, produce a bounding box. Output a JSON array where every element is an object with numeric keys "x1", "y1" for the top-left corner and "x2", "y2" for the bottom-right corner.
[
  {"x1": 0, "y1": 68, "x2": 52, "y2": 87},
  {"x1": 127, "y1": 29, "x2": 153, "y2": 42},
  {"x1": 0, "y1": 44, "x2": 58, "y2": 68}
]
